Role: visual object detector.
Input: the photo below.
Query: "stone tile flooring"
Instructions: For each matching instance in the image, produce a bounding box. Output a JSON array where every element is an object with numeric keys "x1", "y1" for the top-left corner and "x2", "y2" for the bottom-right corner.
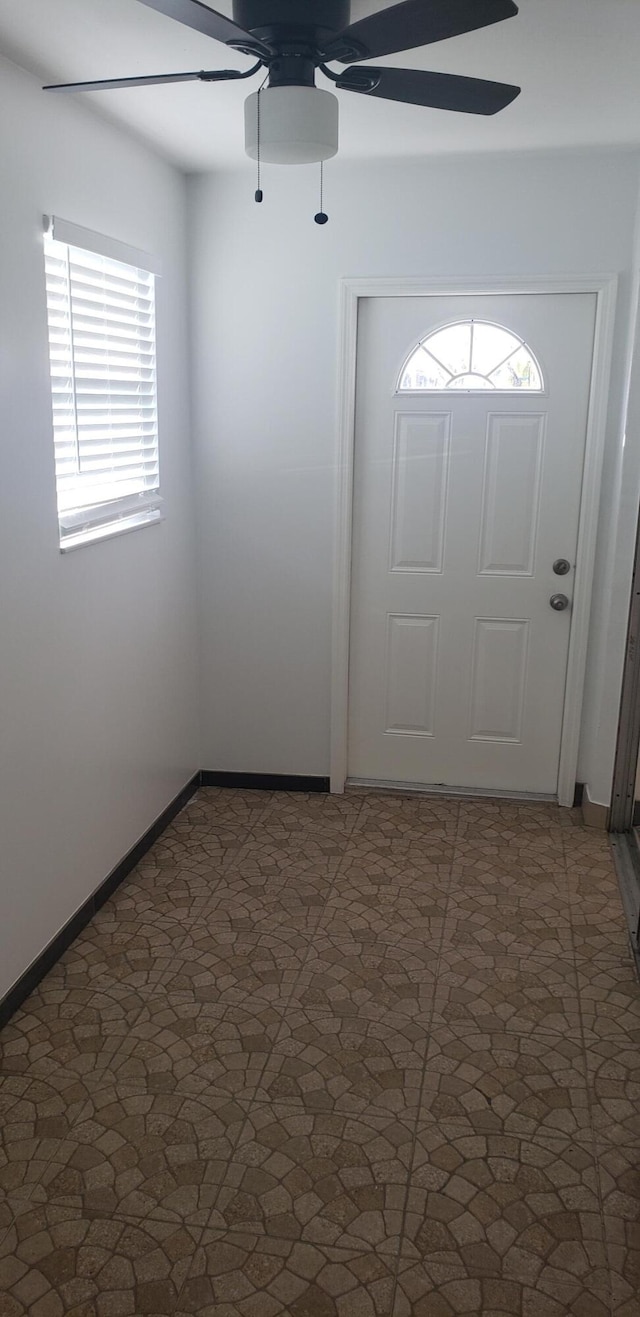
[{"x1": 0, "y1": 787, "x2": 638, "y2": 1315}]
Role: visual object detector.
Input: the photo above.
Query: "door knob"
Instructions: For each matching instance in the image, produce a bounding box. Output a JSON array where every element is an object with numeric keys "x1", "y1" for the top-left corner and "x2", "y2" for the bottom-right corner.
[
  {"x1": 550, "y1": 593, "x2": 570, "y2": 611},
  {"x1": 553, "y1": 559, "x2": 571, "y2": 576}
]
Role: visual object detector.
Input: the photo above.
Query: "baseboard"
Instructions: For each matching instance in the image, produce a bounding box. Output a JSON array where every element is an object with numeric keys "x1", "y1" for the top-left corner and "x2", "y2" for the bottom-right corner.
[
  {"x1": 0, "y1": 771, "x2": 201, "y2": 1032},
  {"x1": 201, "y1": 771, "x2": 330, "y2": 793},
  {"x1": 581, "y1": 784, "x2": 610, "y2": 830}
]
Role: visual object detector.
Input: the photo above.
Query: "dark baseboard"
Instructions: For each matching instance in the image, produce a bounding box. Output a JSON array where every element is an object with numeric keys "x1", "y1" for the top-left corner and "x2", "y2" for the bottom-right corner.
[
  {"x1": 573, "y1": 782, "x2": 585, "y2": 808},
  {"x1": 0, "y1": 771, "x2": 201, "y2": 1032},
  {"x1": 201, "y1": 771, "x2": 330, "y2": 793}
]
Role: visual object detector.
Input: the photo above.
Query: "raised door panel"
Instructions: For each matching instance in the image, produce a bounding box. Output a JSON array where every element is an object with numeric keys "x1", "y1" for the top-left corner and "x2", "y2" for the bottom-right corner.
[
  {"x1": 478, "y1": 413, "x2": 545, "y2": 576},
  {"x1": 469, "y1": 618, "x2": 530, "y2": 742},
  {"x1": 389, "y1": 413, "x2": 450, "y2": 573},
  {"x1": 385, "y1": 614, "x2": 439, "y2": 736}
]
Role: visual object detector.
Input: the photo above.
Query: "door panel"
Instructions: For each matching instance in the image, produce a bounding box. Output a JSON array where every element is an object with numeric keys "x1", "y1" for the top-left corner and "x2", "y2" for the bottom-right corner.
[
  {"x1": 478, "y1": 414, "x2": 544, "y2": 576},
  {"x1": 348, "y1": 293, "x2": 597, "y2": 795},
  {"x1": 385, "y1": 614, "x2": 439, "y2": 735},
  {"x1": 389, "y1": 415, "x2": 450, "y2": 573},
  {"x1": 469, "y1": 617, "x2": 529, "y2": 742}
]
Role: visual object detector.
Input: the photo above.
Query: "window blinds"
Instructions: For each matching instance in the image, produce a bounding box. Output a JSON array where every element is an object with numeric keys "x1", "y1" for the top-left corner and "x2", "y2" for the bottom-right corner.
[{"x1": 44, "y1": 221, "x2": 161, "y2": 546}]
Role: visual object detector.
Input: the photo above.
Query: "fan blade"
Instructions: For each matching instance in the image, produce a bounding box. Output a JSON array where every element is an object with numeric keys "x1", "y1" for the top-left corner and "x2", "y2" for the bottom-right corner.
[
  {"x1": 336, "y1": 65, "x2": 520, "y2": 114},
  {"x1": 322, "y1": 0, "x2": 518, "y2": 63},
  {"x1": 43, "y1": 69, "x2": 246, "y2": 92},
  {"x1": 136, "y1": 0, "x2": 268, "y2": 54}
]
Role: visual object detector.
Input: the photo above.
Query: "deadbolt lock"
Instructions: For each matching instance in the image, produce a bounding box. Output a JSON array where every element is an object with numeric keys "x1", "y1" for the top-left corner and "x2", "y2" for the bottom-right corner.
[
  {"x1": 553, "y1": 559, "x2": 571, "y2": 576},
  {"x1": 550, "y1": 593, "x2": 570, "y2": 611}
]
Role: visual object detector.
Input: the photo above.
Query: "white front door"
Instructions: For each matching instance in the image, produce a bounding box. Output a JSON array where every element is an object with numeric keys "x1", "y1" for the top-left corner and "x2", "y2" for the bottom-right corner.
[{"x1": 347, "y1": 293, "x2": 597, "y2": 796}]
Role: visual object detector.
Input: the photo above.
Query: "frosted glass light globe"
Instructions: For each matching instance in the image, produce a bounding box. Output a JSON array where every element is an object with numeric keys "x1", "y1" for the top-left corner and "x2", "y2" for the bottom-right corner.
[{"x1": 245, "y1": 86, "x2": 339, "y2": 165}]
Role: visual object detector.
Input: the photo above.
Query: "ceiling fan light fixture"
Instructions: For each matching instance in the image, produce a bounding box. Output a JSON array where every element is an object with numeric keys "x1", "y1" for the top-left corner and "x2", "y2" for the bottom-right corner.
[{"x1": 245, "y1": 86, "x2": 339, "y2": 165}]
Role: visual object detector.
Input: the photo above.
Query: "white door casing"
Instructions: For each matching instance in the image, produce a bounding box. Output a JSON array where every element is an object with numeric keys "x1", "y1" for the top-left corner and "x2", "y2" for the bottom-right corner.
[{"x1": 330, "y1": 278, "x2": 617, "y2": 805}]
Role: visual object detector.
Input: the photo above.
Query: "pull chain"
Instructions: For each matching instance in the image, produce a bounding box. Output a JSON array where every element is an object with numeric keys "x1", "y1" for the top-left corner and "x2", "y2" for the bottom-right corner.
[
  {"x1": 254, "y1": 86, "x2": 263, "y2": 203},
  {"x1": 314, "y1": 160, "x2": 328, "y2": 224}
]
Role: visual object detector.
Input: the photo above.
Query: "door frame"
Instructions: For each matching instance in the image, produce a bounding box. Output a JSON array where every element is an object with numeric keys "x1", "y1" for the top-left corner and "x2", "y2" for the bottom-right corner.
[{"x1": 330, "y1": 275, "x2": 618, "y2": 805}]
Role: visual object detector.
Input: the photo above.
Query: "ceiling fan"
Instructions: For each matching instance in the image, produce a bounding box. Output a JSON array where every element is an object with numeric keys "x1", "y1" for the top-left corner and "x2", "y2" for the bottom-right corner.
[{"x1": 44, "y1": 0, "x2": 520, "y2": 207}]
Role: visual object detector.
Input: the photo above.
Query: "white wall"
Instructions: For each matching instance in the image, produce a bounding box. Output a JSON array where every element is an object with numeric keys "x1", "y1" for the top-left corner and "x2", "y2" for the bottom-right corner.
[
  {"x1": 0, "y1": 56, "x2": 199, "y2": 999},
  {"x1": 189, "y1": 148, "x2": 640, "y2": 797}
]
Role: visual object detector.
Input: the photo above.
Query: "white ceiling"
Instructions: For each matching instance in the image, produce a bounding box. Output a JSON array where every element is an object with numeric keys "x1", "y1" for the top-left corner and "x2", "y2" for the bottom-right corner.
[{"x1": 0, "y1": 0, "x2": 639, "y2": 172}]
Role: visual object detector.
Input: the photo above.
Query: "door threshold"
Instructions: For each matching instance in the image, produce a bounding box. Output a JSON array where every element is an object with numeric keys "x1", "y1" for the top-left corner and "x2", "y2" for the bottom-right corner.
[{"x1": 346, "y1": 777, "x2": 557, "y2": 803}]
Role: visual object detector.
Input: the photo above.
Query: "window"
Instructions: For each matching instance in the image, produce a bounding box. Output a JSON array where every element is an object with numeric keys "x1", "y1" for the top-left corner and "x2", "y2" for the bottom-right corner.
[
  {"x1": 44, "y1": 216, "x2": 162, "y2": 550},
  {"x1": 398, "y1": 320, "x2": 543, "y2": 393}
]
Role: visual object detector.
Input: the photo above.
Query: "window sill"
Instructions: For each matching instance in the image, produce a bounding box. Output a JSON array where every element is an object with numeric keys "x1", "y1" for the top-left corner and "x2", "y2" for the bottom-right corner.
[{"x1": 59, "y1": 508, "x2": 163, "y2": 553}]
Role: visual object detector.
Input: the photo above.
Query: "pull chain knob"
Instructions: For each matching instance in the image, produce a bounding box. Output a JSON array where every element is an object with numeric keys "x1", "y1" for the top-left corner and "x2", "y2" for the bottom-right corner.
[{"x1": 314, "y1": 160, "x2": 328, "y2": 224}]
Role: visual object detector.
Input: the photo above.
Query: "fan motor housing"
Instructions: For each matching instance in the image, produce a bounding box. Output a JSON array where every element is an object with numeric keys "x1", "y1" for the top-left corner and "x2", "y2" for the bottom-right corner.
[{"x1": 233, "y1": 0, "x2": 350, "y2": 47}]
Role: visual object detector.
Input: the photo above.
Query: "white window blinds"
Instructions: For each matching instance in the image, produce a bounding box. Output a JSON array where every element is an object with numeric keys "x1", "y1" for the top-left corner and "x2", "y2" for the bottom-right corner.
[{"x1": 44, "y1": 218, "x2": 162, "y2": 549}]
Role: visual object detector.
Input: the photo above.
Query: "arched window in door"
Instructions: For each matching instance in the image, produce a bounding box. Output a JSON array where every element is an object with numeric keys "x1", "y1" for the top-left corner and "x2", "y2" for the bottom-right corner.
[{"x1": 398, "y1": 320, "x2": 544, "y2": 392}]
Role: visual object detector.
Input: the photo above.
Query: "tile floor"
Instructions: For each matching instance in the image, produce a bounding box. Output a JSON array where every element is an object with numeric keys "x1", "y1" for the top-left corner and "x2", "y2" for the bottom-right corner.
[{"x1": 0, "y1": 787, "x2": 638, "y2": 1316}]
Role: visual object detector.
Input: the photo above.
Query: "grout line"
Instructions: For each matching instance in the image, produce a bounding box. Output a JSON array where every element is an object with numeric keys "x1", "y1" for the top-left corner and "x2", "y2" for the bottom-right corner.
[{"x1": 386, "y1": 840, "x2": 457, "y2": 1311}]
